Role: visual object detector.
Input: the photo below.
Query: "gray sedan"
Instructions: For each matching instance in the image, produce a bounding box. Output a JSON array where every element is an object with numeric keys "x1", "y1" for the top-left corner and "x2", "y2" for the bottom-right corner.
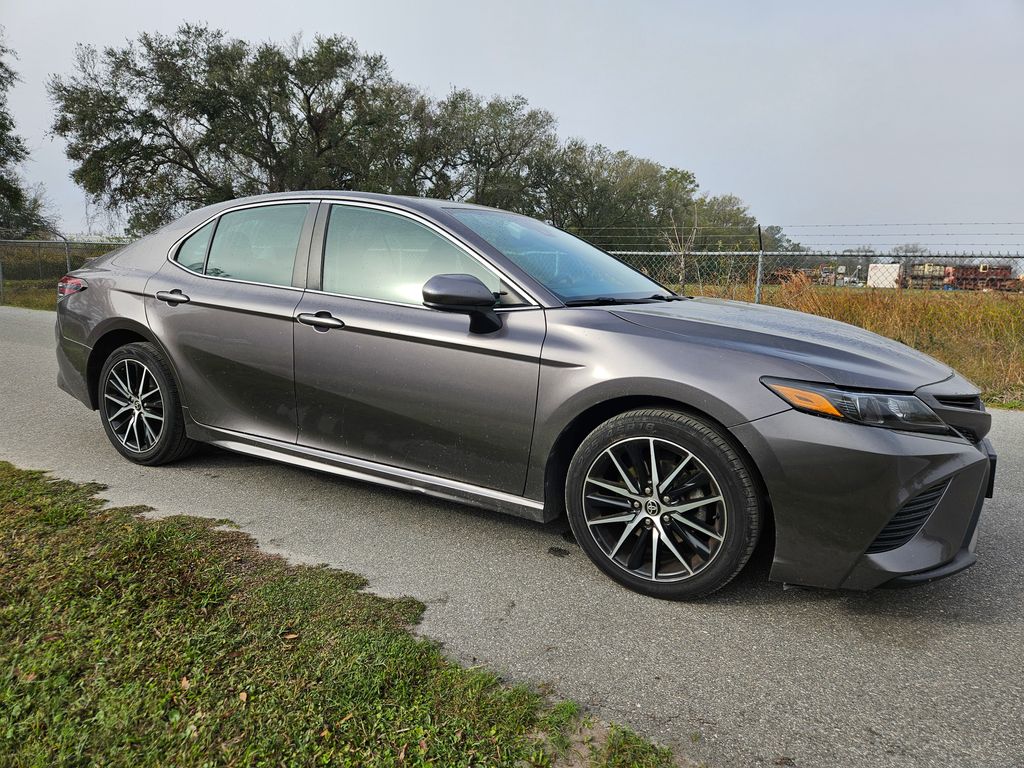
[{"x1": 54, "y1": 192, "x2": 996, "y2": 599}]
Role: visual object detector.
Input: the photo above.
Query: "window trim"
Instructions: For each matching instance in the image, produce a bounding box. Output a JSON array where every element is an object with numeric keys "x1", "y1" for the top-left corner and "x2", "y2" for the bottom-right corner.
[
  {"x1": 166, "y1": 199, "x2": 319, "y2": 293},
  {"x1": 308, "y1": 199, "x2": 542, "y2": 310},
  {"x1": 165, "y1": 196, "x2": 543, "y2": 308}
]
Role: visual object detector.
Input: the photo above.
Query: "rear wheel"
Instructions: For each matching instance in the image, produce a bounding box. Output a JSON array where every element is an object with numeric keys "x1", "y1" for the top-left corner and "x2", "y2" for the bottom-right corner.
[
  {"x1": 98, "y1": 342, "x2": 197, "y2": 465},
  {"x1": 565, "y1": 408, "x2": 762, "y2": 600}
]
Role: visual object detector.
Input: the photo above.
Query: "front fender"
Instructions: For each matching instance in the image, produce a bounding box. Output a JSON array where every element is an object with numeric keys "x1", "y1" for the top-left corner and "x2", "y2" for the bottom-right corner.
[{"x1": 523, "y1": 307, "x2": 816, "y2": 503}]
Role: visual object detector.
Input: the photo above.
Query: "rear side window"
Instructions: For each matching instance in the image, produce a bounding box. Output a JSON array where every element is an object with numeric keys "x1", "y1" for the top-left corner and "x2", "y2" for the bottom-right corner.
[
  {"x1": 202, "y1": 204, "x2": 310, "y2": 287},
  {"x1": 174, "y1": 220, "x2": 215, "y2": 272},
  {"x1": 322, "y1": 204, "x2": 510, "y2": 305}
]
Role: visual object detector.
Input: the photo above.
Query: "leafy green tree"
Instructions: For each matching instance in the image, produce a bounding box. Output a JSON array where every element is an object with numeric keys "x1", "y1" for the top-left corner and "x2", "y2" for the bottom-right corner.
[
  {"x1": 49, "y1": 23, "x2": 795, "y2": 251},
  {"x1": 538, "y1": 143, "x2": 700, "y2": 253},
  {"x1": 761, "y1": 225, "x2": 804, "y2": 252},
  {"x1": 426, "y1": 90, "x2": 558, "y2": 211},
  {"x1": 0, "y1": 33, "x2": 54, "y2": 238},
  {"x1": 50, "y1": 26, "x2": 417, "y2": 233}
]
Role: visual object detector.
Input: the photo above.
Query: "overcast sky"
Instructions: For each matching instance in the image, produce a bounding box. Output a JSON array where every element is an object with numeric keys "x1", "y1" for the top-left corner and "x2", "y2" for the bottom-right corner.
[{"x1": 3, "y1": 0, "x2": 1023, "y2": 248}]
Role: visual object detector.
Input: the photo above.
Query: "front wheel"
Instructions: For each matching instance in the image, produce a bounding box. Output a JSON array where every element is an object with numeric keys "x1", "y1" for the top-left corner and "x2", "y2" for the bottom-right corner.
[
  {"x1": 565, "y1": 409, "x2": 762, "y2": 600},
  {"x1": 98, "y1": 342, "x2": 197, "y2": 465}
]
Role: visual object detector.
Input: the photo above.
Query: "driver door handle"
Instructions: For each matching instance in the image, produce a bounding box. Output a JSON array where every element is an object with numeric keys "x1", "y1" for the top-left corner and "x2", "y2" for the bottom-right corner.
[{"x1": 296, "y1": 312, "x2": 345, "y2": 331}]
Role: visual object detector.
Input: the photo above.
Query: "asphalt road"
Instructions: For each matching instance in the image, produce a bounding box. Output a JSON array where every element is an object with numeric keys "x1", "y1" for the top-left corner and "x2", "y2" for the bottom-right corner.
[{"x1": 2, "y1": 305, "x2": 1022, "y2": 768}]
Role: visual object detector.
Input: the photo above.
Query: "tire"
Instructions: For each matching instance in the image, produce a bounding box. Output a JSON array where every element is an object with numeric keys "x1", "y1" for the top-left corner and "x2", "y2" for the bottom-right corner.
[
  {"x1": 565, "y1": 408, "x2": 762, "y2": 600},
  {"x1": 98, "y1": 342, "x2": 198, "y2": 466}
]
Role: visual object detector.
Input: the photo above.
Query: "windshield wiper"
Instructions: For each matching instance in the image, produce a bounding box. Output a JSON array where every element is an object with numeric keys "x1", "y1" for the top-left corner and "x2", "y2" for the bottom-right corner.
[
  {"x1": 562, "y1": 297, "x2": 639, "y2": 306},
  {"x1": 563, "y1": 293, "x2": 689, "y2": 307},
  {"x1": 646, "y1": 293, "x2": 688, "y2": 301}
]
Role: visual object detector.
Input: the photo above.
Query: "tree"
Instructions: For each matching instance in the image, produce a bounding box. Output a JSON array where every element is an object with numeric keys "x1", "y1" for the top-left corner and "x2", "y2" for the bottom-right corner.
[
  {"x1": 0, "y1": 33, "x2": 54, "y2": 238},
  {"x1": 50, "y1": 26, "x2": 418, "y2": 233},
  {"x1": 892, "y1": 243, "x2": 929, "y2": 257},
  {"x1": 426, "y1": 90, "x2": 558, "y2": 212},
  {"x1": 761, "y1": 225, "x2": 804, "y2": 252},
  {"x1": 49, "y1": 23, "x2": 796, "y2": 250}
]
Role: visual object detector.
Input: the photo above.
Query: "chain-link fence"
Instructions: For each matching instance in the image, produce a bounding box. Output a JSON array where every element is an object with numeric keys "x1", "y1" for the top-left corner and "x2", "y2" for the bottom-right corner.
[
  {"x1": 611, "y1": 250, "x2": 1024, "y2": 300},
  {"x1": 4, "y1": 235, "x2": 1020, "y2": 405},
  {"x1": 0, "y1": 240, "x2": 124, "y2": 309},
  {"x1": 1, "y1": 239, "x2": 1022, "y2": 311}
]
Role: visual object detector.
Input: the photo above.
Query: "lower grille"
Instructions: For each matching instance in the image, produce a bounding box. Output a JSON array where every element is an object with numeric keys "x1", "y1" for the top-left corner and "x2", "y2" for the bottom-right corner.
[
  {"x1": 867, "y1": 482, "x2": 949, "y2": 554},
  {"x1": 954, "y1": 426, "x2": 981, "y2": 444}
]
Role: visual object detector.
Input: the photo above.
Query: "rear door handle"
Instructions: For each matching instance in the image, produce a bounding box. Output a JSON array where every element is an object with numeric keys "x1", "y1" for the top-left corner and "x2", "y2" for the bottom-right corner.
[
  {"x1": 296, "y1": 312, "x2": 345, "y2": 331},
  {"x1": 156, "y1": 289, "x2": 190, "y2": 305}
]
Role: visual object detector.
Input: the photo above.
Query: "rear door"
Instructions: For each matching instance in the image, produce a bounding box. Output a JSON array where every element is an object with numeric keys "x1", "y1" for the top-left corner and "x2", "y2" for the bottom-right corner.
[
  {"x1": 146, "y1": 200, "x2": 316, "y2": 443},
  {"x1": 292, "y1": 201, "x2": 546, "y2": 494}
]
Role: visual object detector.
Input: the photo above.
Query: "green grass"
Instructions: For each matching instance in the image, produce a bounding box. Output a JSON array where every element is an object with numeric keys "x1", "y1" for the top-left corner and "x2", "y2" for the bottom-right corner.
[
  {"x1": 589, "y1": 725, "x2": 676, "y2": 768},
  {"x1": 1, "y1": 279, "x2": 56, "y2": 311},
  {"x1": 0, "y1": 462, "x2": 676, "y2": 767}
]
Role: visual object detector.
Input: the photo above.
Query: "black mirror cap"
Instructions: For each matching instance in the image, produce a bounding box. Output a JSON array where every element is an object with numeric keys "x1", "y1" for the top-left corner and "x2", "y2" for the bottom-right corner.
[
  {"x1": 422, "y1": 273, "x2": 497, "y2": 309},
  {"x1": 422, "y1": 273, "x2": 502, "y2": 333}
]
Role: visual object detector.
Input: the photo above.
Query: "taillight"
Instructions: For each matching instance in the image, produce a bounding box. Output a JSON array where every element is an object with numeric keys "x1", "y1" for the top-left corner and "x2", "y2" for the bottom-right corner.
[{"x1": 57, "y1": 275, "x2": 87, "y2": 299}]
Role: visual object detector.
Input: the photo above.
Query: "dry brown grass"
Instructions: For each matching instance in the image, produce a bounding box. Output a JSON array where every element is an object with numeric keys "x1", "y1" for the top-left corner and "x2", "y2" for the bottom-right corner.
[
  {"x1": 5, "y1": 272, "x2": 1022, "y2": 407},
  {"x1": 687, "y1": 275, "x2": 1024, "y2": 407}
]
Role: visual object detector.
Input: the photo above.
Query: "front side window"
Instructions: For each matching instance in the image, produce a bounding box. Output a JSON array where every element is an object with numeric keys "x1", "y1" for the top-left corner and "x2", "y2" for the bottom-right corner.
[
  {"x1": 448, "y1": 208, "x2": 666, "y2": 302},
  {"x1": 203, "y1": 203, "x2": 310, "y2": 286},
  {"x1": 322, "y1": 205, "x2": 522, "y2": 306}
]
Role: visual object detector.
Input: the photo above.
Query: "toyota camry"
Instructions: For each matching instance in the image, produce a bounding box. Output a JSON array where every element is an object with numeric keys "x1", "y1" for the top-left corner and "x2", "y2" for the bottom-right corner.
[{"x1": 55, "y1": 192, "x2": 997, "y2": 599}]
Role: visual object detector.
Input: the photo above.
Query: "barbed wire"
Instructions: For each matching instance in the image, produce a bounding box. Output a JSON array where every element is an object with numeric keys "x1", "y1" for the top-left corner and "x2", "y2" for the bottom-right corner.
[
  {"x1": 572, "y1": 232, "x2": 1024, "y2": 239},
  {"x1": 567, "y1": 222, "x2": 1024, "y2": 231},
  {"x1": 598, "y1": 243, "x2": 1024, "y2": 249},
  {"x1": 607, "y1": 250, "x2": 1024, "y2": 257}
]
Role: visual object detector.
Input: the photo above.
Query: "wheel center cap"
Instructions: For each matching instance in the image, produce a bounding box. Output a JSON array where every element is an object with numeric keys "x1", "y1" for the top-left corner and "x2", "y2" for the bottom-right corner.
[{"x1": 645, "y1": 499, "x2": 660, "y2": 514}]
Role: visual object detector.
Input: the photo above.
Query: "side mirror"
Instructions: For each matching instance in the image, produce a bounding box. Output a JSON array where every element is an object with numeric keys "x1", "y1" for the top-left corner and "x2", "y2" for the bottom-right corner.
[{"x1": 422, "y1": 273, "x2": 502, "y2": 333}]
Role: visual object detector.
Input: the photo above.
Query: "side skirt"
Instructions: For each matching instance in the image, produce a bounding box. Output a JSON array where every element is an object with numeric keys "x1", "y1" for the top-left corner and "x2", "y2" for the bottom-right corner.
[{"x1": 184, "y1": 413, "x2": 551, "y2": 522}]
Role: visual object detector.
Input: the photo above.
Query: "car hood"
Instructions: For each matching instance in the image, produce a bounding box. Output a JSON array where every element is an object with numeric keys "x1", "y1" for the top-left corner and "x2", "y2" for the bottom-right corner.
[{"x1": 611, "y1": 298, "x2": 954, "y2": 391}]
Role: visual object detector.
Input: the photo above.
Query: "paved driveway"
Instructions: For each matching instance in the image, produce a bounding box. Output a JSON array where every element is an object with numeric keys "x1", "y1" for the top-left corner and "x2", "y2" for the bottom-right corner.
[{"x1": 2, "y1": 306, "x2": 1022, "y2": 767}]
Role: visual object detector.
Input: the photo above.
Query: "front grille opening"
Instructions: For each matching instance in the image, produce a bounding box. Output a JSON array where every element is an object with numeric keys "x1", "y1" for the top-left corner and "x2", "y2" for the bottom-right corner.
[
  {"x1": 866, "y1": 482, "x2": 949, "y2": 554},
  {"x1": 935, "y1": 394, "x2": 983, "y2": 411}
]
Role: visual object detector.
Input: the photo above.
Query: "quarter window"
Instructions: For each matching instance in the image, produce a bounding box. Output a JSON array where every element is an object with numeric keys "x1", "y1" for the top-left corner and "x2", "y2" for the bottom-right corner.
[
  {"x1": 203, "y1": 204, "x2": 310, "y2": 287},
  {"x1": 322, "y1": 205, "x2": 518, "y2": 305},
  {"x1": 174, "y1": 219, "x2": 215, "y2": 272}
]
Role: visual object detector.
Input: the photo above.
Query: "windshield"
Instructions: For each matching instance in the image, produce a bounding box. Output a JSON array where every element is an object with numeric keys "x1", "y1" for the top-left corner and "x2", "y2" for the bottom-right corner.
[{"x1": 447, "y1": 208, "x2": 668, "y2": 302}]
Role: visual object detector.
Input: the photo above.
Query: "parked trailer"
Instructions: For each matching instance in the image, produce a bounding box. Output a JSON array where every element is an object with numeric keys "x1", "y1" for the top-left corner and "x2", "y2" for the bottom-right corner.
[
  {"x1": 867, "y1": 263, "x2": 900, "y2": 289},
  {"x1": 893, "y1": 263, "x2": 1021, "y2": 291},
  {"x1": 944, "y1": 264, "x2": 1019, "y2": 291},
  {"x1": 903, "y1": 263, "x2": 946, "y2": 290}
]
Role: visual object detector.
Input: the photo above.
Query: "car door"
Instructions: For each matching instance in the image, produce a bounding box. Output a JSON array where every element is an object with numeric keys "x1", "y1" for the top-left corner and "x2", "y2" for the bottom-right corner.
[
  {"x1": 292, "y1": 201, "x2": 546, "y2": 494},
  {"x1": 146, "y1": 200, "x2": 316, "y2": 443}
]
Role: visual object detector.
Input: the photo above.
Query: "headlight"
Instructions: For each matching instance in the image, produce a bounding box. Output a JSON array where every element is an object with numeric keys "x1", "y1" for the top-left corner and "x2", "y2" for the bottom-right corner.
[{"x1": 762, "y1": 378, "x2": 951, "y2": 435}]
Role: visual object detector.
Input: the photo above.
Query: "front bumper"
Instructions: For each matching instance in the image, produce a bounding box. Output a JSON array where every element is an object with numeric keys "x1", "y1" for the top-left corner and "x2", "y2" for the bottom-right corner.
[{"x1": 733, "y1": 410, "x2": 994, "y2": 590}]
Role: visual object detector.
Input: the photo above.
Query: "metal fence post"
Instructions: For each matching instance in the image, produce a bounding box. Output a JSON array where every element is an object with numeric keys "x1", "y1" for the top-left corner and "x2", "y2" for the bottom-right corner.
[
  {"x1": 0, "y1": 253, "x2": 5, "y2": 305},
  {"x1": 754, "y1": 225, "x2": 764, "y2": 304}
]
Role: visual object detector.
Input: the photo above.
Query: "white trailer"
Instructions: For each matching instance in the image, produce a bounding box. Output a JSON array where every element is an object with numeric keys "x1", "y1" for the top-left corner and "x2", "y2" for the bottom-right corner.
[{"x1": 867, "y1": 263, "x2": 900, "y2": 289}]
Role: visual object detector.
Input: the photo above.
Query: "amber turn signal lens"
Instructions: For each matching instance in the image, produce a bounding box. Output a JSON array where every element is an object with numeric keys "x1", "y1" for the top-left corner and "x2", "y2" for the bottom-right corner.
[{"x1": 767, "y1": 383, "x2": 844, "y2": 418}]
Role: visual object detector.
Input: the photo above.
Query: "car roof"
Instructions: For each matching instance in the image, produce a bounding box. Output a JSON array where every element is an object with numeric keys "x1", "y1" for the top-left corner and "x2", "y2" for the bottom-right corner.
[{"x1": 204, "y1": 190, "x2": 500, "y2": 218}]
